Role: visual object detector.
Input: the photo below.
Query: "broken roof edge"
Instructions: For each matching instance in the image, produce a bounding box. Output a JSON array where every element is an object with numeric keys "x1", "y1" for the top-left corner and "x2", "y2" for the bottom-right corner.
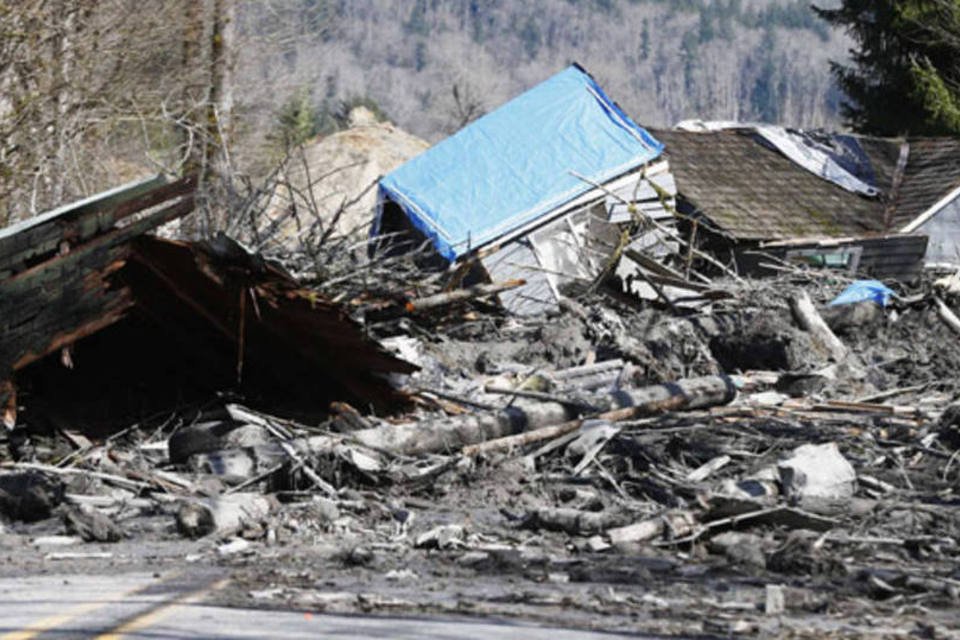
[
  {"x1": 901, "y1": 183, "x2": 960, "y2": 233},
  {"x1": 760, "y1": 232, "x2": 927, "y2": 249},
  {"x1": 376, "y1": 63, "x2": 664, "y2": 262},
  {"x1": 0, "y1": 173, "x2": 169, "y2": 241}
]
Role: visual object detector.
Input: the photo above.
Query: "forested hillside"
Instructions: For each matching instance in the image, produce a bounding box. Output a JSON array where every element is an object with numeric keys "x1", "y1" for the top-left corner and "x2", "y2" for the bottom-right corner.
[
  {"x1": 0, "y1": 0, "x2": 847, "y2": 223},
  {"x1": 235, "y1": 0, "x2": 849, "y2": 143}
]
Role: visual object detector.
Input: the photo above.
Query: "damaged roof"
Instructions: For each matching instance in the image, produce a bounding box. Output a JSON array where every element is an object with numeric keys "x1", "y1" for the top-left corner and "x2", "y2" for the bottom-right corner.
[
  {"x1": 377, "y1": 64, "x2": 664, "y2": 260},
  {"x1": 652, "y1": 128, "x2": 886, "y2": 240},
  {"x1": 655, "y1": 128, "x2": 960, "y2": 242},
  {"x1": 893, "y1": 137, "x2": 960, "y2": 230},
  {"x1": 0, "y1": 176, "x2": 414, "y2": 427}
]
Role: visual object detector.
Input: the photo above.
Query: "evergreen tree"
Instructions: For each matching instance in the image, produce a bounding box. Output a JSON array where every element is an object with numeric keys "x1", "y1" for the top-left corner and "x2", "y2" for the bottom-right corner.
[
  {"x1": 816, "y1": 0, "x2": 960, "y2": 135},
  {"x1": 639, "y1": 18, "x2": 650, "y2": 60},
  {"x1": 751, "y1": 29, "x2": 780, "y2": 122}
]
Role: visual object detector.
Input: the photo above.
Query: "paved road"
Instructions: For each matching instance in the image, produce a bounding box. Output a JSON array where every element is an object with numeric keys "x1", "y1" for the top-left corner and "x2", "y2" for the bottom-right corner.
[{"x1": 0, "y1": 572, "x2": 643, "y2": 639}]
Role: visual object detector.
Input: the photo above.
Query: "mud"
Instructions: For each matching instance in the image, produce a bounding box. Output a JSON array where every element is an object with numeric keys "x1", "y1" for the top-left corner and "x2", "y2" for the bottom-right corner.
[{"x1": 3, "y1": 273, "x2": 960, "y2": 638}]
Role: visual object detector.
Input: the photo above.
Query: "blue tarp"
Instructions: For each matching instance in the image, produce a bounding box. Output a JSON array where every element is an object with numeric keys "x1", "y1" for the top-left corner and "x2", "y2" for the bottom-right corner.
[
  {"x1": 376, "y1": 65, "x2": 664, "y2": 261},
  {"x1": 829, "y1": 280, "x2": 896, "y2": 307}
]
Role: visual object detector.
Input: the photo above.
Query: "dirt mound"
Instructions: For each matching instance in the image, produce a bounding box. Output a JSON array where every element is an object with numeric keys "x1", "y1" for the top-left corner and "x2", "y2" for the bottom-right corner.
[{"x1": 261, "y1": 111, "x2": 429, "y2": 251}]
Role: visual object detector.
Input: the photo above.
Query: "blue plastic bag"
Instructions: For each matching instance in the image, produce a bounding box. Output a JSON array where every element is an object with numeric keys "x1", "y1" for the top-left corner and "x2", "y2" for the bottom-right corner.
[{"x1": 828, "y1": 280, "x2": 896, "y2": 307}]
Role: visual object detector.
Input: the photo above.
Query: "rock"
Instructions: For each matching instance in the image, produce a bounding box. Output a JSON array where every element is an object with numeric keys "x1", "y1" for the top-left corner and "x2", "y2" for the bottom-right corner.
[
  {"x1": 169, "y1": 422, "x2": 272, "y2": 464},
  {"x1": 778, "y1": 443, "x2": 856, "y2": 501},
  {"x1": 707, "y1": 532, "x2": 767, "y2": 570},
  {"x1": 0, "y1": 472, "x2": 65, "y2": 522},
  {"x1": 62, "y1": 504, "x2": 125, "y2": 542},
  {"x1": 261, "y1": 118, "x2": 430, "y2": 247},
  {"x1": 176, "y1": 493, "x2": 276, "y2": 539},
  {"x1": 308, "y1": 497, "x2": 340, "y2": 528},
  {"x1": 822, "y1": 301, "x2": 883, "y2": 337},
  {"x1": 709, "y1": 314, "x2": 821, "y2": 372}
]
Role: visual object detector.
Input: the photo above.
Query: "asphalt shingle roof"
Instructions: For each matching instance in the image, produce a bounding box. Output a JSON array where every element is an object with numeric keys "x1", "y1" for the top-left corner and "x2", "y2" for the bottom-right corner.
[
  {"x1": 652, "y1": 128, "x2": 887, "y2": 240},
  {"x1": 893, "y1": 137, "x2": 960, "y2": 230}
]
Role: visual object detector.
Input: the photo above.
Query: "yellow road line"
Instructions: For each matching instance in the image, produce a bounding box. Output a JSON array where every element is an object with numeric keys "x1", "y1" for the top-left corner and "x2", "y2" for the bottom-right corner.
[
  {"x1": 2, "y1": 600, "x2": 113, "y2": 640},
  {"x1": 95, "y1": 578, "x2": 229, "y2": 640},
  {"x1": 0, "y1": 579, "x2": 156, "y2": 640}
]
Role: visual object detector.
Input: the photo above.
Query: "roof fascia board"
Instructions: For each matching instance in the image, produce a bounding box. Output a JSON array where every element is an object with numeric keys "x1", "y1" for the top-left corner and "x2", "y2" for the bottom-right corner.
[{"x1": 901, "y1": 183, "x2": 960, "y2": 233}]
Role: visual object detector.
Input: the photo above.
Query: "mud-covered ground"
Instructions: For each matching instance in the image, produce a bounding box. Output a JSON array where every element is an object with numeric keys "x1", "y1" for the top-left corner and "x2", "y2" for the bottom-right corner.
[{"x1": 3, "y1": 274, "x2": 960, "y2": 638}]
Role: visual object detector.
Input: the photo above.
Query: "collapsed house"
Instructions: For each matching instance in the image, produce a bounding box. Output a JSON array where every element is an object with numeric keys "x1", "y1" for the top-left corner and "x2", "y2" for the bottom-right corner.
[
  {"x1": 373, "y1": 64, "x2": 677, "y2": 315},
  {"x1": 656, "y1": 125, "x2": 960, "y2": 279},
  {"x1": 0, "y1": 175, "x2": 413, "y2": 431},
  {"x1": 890, "y1": 137, "x2": 960, "y2": 267},
  {"x1": 652, "y1": 127, "x2": 926, "y2": 280}
]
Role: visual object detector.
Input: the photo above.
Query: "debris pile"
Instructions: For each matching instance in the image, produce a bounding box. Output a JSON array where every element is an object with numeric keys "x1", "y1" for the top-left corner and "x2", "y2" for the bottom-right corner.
[
  {"x1": 3, "y1": 253, "x2": 960, "y2": 636},
  {"x1": 4, "y1": 65, "x2": 960, "y2": 638}
]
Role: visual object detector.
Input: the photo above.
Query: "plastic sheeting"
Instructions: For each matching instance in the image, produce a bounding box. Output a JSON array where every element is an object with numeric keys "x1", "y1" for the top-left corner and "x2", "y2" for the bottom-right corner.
[
  {"x1": 829, "y1": 280, "x2": 896, "y2": 307},
  {"x1": 376, "y1": 65, "x2": 663, "y2": 261},
  {"x1": 753, "y1": 126, "x2": 879, "y2": 197}
]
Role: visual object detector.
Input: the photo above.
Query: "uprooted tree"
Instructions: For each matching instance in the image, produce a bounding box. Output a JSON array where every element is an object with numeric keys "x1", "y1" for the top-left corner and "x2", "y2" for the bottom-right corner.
[{"x1": 816, "y1": 0, "x2": 960, "y2": 136}]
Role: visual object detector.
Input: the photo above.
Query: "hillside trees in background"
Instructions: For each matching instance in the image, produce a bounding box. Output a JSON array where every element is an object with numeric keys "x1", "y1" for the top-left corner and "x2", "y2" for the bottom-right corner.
[
  {"x1": 231, "y1": 0, "x2": 849, "y2": 151},
  {"x1": 816, "y1": 0, "x2": 960, "y2": 136},
  {"x1": 0, "y1": 0, "x2": 852, "y2": 228},
  {"x1": 0, "y1": 1, "x2": 232, "y2": 226}
]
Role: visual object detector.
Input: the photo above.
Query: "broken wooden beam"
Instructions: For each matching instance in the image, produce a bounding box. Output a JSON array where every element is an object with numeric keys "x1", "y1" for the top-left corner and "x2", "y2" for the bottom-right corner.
[
  {"x1": 935, "y1": 297, "x2": 960, "y2": 335},
  {"x1": 404, "y1": 279, "x2": 525, "y2": 313},
  {"x1": 0, "y1": 174, "x2": 195, "y2": 277},
  {"x1": 790, "y1": 291, "x2": 848, "y2": 362}
]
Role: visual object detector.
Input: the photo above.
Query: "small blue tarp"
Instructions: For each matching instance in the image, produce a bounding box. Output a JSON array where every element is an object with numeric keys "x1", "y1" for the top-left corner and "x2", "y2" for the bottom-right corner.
[
  {"x1": 828, "y1": 280, "x2": 896, "y2": 307},
  {"x1": 375, "y1": 65, "x2": 664, "y2": 261}
]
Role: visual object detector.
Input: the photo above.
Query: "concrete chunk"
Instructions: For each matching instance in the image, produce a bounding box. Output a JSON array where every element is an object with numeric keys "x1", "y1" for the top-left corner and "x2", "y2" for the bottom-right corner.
[{"x1": 778, "y1": 443, "x2": 856, "y2": 501}]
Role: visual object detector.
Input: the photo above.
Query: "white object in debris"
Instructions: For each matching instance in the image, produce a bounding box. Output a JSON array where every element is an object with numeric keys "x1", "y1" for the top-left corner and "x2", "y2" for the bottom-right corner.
[
  {"x1": 217, "y1": 537, "x2": 252, "y2": 556},
  {"x1": 379, "y1": 336, "x2": 426, "y2": 369},
  {"x1": 414, "y1": 524, "x2": 466, "y2": 550},
  {"x1": 934, "y1": 270, "x2": 960, "y2": 295},
  {"x1": 765, "y1": 584, "x2": 786, "y2": 615},
  {"x1": 384, "y1": 569, "x2": 419, "y2": 582},
  {"x1": 778, "y1": 442, "x2": 856, "y2": 500},
  {"x1": 32, "y1": 535, "x2": 82, "y2": 547},
  {"x1": 745, "y1": 391, "x2": 790, "y2": 407}
]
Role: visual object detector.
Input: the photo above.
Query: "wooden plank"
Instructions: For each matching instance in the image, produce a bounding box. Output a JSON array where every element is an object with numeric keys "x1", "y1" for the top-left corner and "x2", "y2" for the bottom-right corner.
[
  {"x1": 0, "y1": 174, "x2": 195, "y2": 276},
  {"x1": 0, "y1": 283, "x2": 133, "y2": 373},
  {"x1": 608, "y1": 200, "x2": 676, "y2": 223},
  {"x1": 0, "y1": 195, "x2": 194, "y2": 295},
  {"x1": 11, "y1": 292, "x2": 133, "y2": 371}
]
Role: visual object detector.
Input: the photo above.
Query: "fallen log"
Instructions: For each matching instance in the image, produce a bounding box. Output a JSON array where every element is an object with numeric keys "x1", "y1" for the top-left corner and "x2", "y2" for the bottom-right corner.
[
  {"x1": 790, "y1": 291, "x2": 848, "y2": 362},
  {"x1": 606, "y1": 510, "x2": 697, "y2": 545},
  {"x1": 320, "y1": 374, "x2": 741, "y2": 457},
  {"x1": 524, "y1": 507, "x2": 631, "y2": 535},
  {"x1": 404, "y1": 279, "x2": 525, "y2": 313},
  {"x1": 935, "y1": 296, "x2": 960, "y2": 335},
  {"x1": 462, "y1": 406, "x2": 640, "y2": 457}
]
